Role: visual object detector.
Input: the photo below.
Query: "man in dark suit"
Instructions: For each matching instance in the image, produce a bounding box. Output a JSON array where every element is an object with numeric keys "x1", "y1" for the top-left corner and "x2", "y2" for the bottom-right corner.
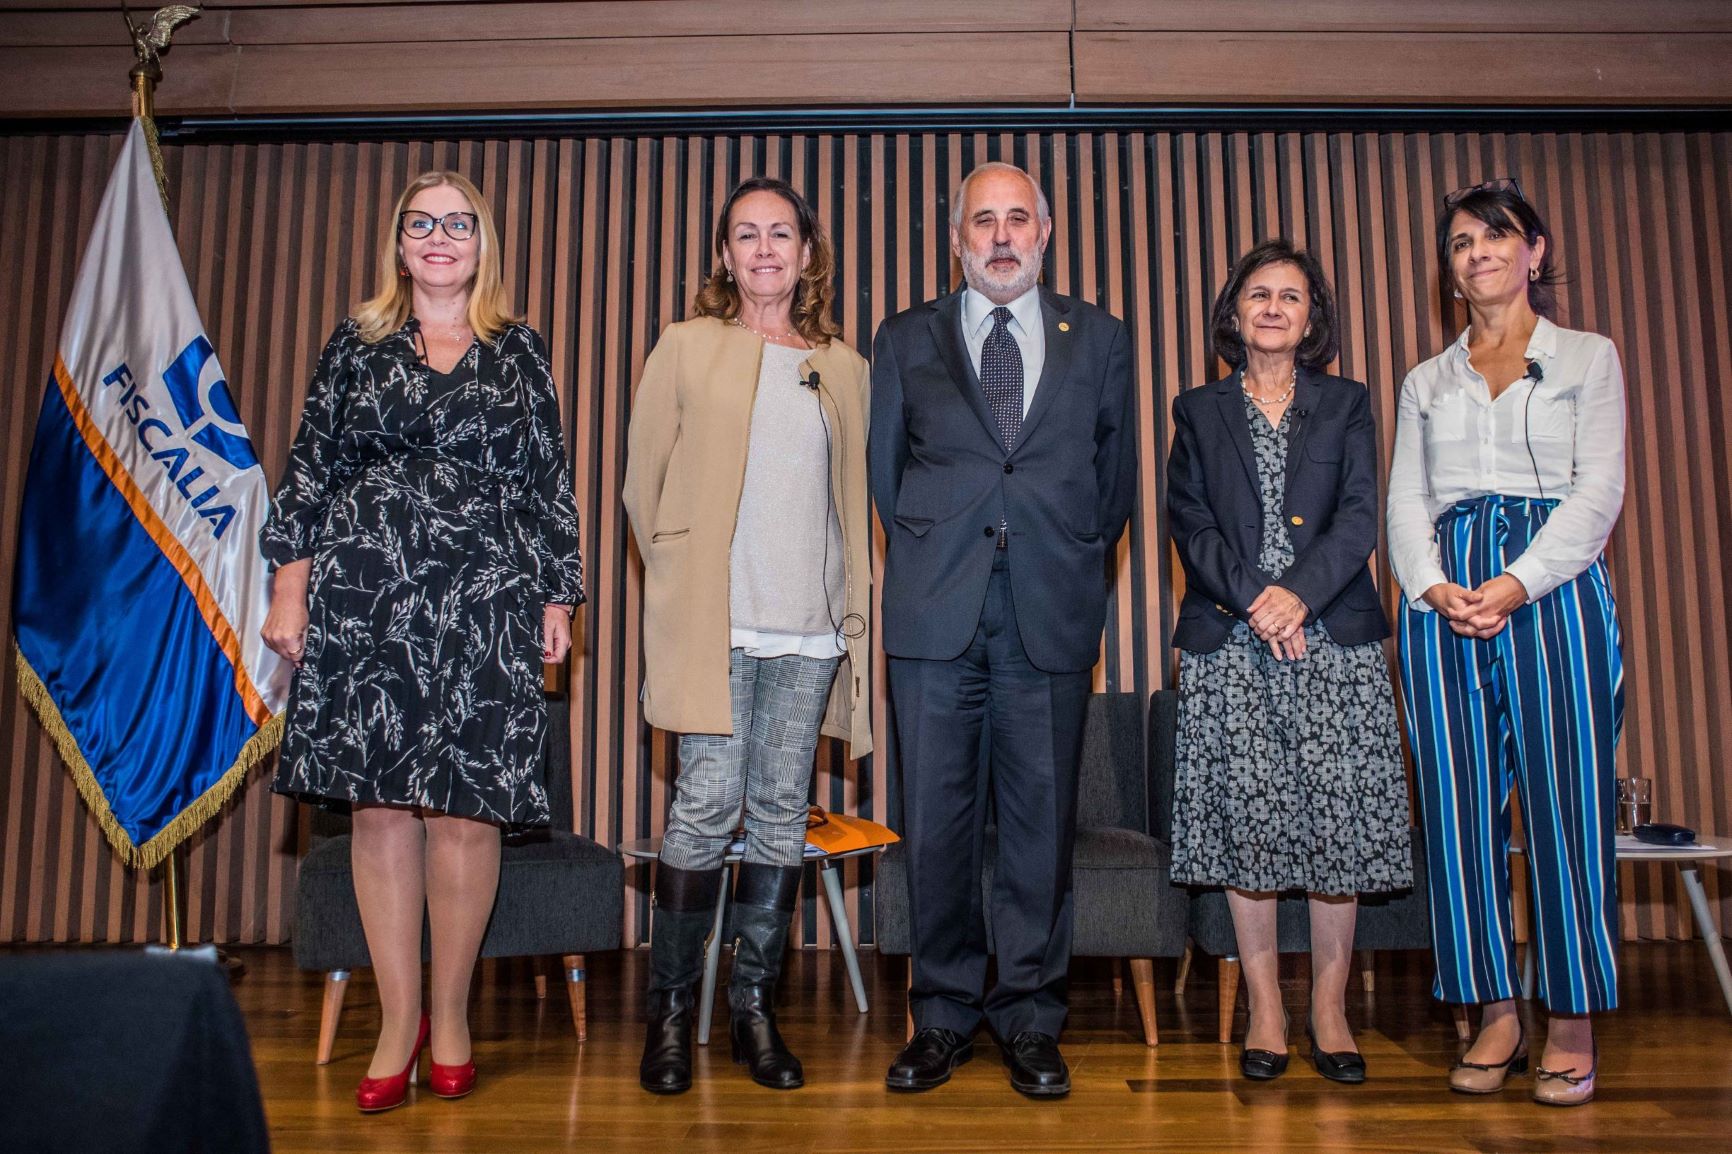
[{"x1": 869, "y1": 162, "x2": 1137, "y2": 1097}]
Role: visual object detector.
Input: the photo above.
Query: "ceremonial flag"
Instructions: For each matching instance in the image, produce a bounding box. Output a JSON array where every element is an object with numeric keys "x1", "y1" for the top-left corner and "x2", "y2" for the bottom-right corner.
[{"x1": 12, "y1": 120, "x2": 290, "y2": 868}]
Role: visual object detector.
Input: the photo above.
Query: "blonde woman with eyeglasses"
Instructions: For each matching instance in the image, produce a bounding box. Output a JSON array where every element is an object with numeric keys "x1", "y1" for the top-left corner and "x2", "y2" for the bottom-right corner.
[{"x1": 260, "y1": 171, "x2": 584, "y2": 1113}]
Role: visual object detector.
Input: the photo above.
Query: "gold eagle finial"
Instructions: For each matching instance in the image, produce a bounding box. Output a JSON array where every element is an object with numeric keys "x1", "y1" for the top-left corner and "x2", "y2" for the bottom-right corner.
[{"x1": 122, "y1": 4, "x2": 201, "y2": 76}]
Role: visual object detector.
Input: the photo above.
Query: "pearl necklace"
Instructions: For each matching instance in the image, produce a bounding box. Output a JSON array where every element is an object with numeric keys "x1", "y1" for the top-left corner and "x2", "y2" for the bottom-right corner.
[
  {"x1": 730, "y1": 316, "x2": 800, "y2": 344},
  {"x1": 1242, "y1": 366, "x2": 1297, "y2": 407}
]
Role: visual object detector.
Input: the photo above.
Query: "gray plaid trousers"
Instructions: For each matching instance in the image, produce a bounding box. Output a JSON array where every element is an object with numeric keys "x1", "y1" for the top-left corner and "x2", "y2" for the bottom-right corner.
[{"x1": 660, "y1": 648, "x2": 841, "y2": 869}]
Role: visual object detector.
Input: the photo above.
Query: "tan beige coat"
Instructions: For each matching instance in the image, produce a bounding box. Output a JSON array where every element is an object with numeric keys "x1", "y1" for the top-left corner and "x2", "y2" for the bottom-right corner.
[{"x1": 622, "y1": 317, "x2": 873, "y2": 758}]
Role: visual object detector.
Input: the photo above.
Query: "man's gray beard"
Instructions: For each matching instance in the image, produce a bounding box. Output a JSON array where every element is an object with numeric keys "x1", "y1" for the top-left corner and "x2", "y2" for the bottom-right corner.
[{"x1": 961, "y1": 249, "x2": 1041, "y2": 302}]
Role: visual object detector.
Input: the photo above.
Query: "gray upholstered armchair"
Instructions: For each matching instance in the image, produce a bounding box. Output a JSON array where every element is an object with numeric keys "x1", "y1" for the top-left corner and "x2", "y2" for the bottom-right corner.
[
  {"x1": 291, "y1": 691, "x2": 623, "y2": 1063},
  {"x1": 875, "y1": 690, "x2": 1190, "y2": 1045}
]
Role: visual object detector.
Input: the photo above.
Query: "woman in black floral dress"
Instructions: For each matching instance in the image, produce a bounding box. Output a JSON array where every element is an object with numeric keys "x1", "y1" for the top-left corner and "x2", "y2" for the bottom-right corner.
[
  {"x1": 1167, "y1": 240, "x2": 1409, "y2": 1084},
  {"x1": 260, "y1": 172, "x2": 582, "y2": 1113}
]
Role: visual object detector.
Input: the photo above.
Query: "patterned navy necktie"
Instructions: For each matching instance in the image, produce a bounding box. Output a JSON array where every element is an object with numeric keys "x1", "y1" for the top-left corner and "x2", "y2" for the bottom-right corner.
[{"x1": 981, "y1": 305, "x2": 1025, "y2": 450}]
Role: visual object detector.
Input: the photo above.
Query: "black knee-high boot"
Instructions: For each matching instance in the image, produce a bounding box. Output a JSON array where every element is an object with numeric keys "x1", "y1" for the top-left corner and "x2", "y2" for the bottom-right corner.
[
  {"x1": 727, "y1": 862, "x2": 805, "y2": 1089},
  {"x1": 640, "y1": 862, "x2": 724, "y2": 1094}
]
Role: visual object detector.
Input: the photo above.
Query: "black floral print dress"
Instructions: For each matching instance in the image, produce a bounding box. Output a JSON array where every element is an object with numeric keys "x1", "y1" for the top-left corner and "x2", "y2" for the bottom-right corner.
[
  {"x1": 1170, "y1": 391, "x2": 1411, "y2": 895},
  {"x1": 261, "y1": 318, "x2": 584, "y2": 825}
]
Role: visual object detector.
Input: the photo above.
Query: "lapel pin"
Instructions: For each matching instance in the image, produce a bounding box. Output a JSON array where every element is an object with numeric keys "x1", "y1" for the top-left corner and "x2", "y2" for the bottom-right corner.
[{"x1": 1057, "y1": 322, "x2": 1070, "y2": 332}]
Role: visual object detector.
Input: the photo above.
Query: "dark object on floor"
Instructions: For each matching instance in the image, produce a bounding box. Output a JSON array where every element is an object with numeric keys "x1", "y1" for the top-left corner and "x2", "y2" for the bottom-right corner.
[{"x1": 0, "y1": 949, "x2": 269, "y2": 1153}]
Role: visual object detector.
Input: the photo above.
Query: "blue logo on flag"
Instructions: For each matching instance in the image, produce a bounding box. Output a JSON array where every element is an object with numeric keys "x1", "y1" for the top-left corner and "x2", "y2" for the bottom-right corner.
[
  {"x1": 102, "y1": 334, "x2": 259, "y2": 539},
  {"x1": 161, "y1": 336, "x2": 259, "y2": 471}
]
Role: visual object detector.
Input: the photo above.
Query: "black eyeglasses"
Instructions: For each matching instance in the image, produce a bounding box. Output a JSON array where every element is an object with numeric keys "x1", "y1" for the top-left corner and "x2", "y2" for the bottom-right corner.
[
  {"x1": 398, "y1": 211, "x2": 479, "y2": 241},
  {"x1": 1443, "y1": 177, "x2": 1524, "y2": 210}
]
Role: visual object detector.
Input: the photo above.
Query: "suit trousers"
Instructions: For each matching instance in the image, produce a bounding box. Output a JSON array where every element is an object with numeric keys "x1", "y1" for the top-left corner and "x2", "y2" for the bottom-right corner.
[{"x1": 890, "y1": 553, "x2": 1092, "y2": 1039}]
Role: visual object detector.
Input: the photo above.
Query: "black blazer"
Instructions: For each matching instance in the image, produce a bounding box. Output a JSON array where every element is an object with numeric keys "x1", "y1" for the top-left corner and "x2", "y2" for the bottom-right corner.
[
  {"x1": 869, "y1": 287, "x2": 1137, "y2": 673},
  {"x1": 1167, "y1": 367, "x2": 1389, "y2": 654}
]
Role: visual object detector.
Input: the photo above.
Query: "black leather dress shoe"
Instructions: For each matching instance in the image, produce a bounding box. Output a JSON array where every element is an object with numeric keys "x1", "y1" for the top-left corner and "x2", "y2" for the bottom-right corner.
[
  {"x1": 1307, "y1": 1022, "x2": 1367, "y2": 1084},
  {"x1": 1001, "y1": 1031, "x2": 1070, "y2": 1097},
  {"x1": 886, "y1": 1028, "x2": 974, "y2": 1091}
]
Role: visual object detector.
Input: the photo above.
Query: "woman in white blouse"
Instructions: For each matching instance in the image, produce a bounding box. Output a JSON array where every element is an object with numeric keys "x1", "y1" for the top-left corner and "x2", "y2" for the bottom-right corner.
[{"x1": 1388, "y1": 178, "x2": 1625, "y2": 1108}]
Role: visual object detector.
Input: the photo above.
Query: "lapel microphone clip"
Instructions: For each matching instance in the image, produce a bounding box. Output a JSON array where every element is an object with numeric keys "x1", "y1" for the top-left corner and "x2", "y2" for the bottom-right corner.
[{"x1": 1522, "y1": 357, "x2": 1547, "y2": 500}]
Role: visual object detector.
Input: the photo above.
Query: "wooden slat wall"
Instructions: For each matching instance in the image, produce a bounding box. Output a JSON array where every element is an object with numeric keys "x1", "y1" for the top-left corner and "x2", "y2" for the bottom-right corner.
[
  {"x1": 1, "y1": 126, "x2": 1728, "y2": 948},
  {"x1": 3, "y1": 1, "x2": 1730, "y2": 116}
]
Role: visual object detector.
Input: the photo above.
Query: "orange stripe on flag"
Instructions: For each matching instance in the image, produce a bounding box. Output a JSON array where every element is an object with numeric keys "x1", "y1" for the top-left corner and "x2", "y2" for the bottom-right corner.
[{"x1": 53, "y1": 356, "x2": 273, "y2": 727}]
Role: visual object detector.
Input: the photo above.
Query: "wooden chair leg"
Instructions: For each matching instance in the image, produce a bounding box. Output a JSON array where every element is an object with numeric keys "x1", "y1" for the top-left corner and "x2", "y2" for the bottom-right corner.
[
  {"x1": 1217, "y1": 958, "x2": 1241, "y2": 1045},
  {"x1": 906, "y1": 959, "x2": 915, "y2": 1042},
  {"x1": 316, "y1": 970, "x2": 349, "y2": 1066},
  {"x1": 1175, "y1": 940, "x2": 1194, "y2": 995},
  {"x1": 533, "y1": 955, "x2": 548, "y2": 1000},
  {"x1": 1113, "y1": 957, "x2": 1125, "y2": 997},
  {"x1": 562, "y1": 954, "x2": 587, "y2": 1043},
  {"x1": 1359, "y1": 949, "x2": 1376, "y2": 994},
  {"x1": 1452, "y1": 1004, "x2": 1473, "y2": 1042},
  {"x1": 1128, "y1": 958, "x2": 1159, "y2": 1047}
]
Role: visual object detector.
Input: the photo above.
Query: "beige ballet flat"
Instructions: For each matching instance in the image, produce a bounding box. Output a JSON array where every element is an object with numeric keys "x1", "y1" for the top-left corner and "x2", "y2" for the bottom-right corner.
[
  {"x1": 1532, "y1": 1046, "x2": 1595, "y2": 1107},
  {"x1": 1448, "y1": 1028, "x2": 1528, "y2": 1095}
]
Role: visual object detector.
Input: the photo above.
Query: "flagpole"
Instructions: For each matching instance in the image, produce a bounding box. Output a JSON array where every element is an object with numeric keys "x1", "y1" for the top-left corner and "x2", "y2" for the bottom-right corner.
[
  {"x1": 130, "y1": 62, "x2": 154, "y2": 120},
  {"x1": 127, "y1": 14, "x2": 174, "y2": 218},
  {"x1": 161, "y1": 849, "x2": 185, "y2": 950},
  {"x1": 127, "y1": 4, "x2": 196, "y2": 954}
]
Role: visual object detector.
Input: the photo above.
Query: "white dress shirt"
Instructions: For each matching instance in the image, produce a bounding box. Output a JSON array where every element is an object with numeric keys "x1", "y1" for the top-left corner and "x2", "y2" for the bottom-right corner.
[
  {"x1": 1387, "y1": 316, "x2": 1626, "y2": 610},
  {"x1": 961, "y1": 284, "x2": 1045, "y2": 415}
]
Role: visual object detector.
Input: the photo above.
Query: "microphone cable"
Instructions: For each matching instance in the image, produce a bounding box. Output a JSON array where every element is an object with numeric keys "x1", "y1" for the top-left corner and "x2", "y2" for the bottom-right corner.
[{"x1": 1521, "y1": 358, "x2": 1546, "y2": 500}]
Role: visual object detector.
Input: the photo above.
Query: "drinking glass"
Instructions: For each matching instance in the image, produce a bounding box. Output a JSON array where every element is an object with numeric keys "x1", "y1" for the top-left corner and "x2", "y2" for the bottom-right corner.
[{"x1": 1617, "y1": 776, "x2": 1652, "y2": 834}]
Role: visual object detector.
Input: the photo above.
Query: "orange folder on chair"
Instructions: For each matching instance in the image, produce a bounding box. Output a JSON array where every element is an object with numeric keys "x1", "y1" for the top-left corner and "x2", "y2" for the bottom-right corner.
[{"x1": 803, "y1": 807, "x2": 900, "y2": 856}]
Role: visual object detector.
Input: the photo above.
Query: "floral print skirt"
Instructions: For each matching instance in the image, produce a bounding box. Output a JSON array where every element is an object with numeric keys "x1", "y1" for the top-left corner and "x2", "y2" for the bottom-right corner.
[{"x1": 1171, "y1": 621, "x2": 1413, "y2": 895}]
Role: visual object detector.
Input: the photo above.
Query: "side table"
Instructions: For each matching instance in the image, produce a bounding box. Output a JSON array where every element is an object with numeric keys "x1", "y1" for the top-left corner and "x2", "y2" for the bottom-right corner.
[{"x1": 1514, "y1": 835, "x2": 1732, "y2": 1014}]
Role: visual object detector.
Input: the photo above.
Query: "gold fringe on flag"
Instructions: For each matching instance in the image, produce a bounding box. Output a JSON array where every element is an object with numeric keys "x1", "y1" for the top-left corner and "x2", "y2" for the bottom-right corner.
[
  {"x1": 138, "y1": 112, "x2": 171, "y2": 211},
  {"x1": 14, "y1": 643, "x2": 284, "y2": 870}
]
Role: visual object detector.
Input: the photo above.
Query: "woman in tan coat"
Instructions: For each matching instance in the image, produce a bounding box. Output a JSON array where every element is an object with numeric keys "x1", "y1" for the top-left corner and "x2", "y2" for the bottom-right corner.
[{"x1": 623, "y1": 177, "x2": 871, "y2": 1096}]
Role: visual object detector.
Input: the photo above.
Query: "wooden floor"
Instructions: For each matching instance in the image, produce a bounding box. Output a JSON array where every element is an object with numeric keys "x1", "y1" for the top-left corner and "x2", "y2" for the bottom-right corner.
[{"x1": 232, "y1": 943, "x2": 1732, "y2": 1153}]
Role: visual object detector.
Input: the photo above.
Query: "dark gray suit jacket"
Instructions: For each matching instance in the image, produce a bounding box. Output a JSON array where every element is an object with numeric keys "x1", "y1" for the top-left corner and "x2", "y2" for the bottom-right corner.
[
  {"x1": 1166, "y1": 367, "x2": 1389, "y2": 653},
  {"x1": 869, "y1": 287, "x2": 1137, "y2": 673}
]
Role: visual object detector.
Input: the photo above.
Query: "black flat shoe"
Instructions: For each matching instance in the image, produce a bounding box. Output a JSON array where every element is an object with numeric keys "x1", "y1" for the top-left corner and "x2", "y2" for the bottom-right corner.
[
  {"x1": 1001, "y1": 1031, "x2": 1070, "y2": 1097},
  {"x1": 1306, "y1": 1021, "x2": 1367, "y2": 1084},
  {"x1": 886, "y1": 1027, "x2": 974, "y2": 1092},
  {"x1": 1240, "y1": 1009, "x2": 1290, "y2": 1081},
  {"x1": 1239, "y1": 1045, "x2": 1291, "y2": 1080}
]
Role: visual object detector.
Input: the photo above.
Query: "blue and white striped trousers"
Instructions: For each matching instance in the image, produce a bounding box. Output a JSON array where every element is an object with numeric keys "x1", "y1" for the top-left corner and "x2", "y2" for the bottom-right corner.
[{"x1": 1397, "y1": 495, "x2": 1624, "y2": 1014}]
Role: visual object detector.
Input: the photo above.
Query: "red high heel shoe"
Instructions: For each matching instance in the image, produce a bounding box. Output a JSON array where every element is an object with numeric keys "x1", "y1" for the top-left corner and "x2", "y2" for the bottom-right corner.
[
  {"x1": 429, "y1": 1054, "x2": 477, "y2": 1099},
  {"x1": 355, "y1": 1013, "x2": 429, "y2": 1113}
]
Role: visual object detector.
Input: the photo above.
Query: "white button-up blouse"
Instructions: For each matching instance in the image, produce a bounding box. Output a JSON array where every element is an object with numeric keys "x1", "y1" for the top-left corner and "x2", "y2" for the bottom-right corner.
[{"x1": 1386, "y1": 316, "x2": 1626, "y2": 610}]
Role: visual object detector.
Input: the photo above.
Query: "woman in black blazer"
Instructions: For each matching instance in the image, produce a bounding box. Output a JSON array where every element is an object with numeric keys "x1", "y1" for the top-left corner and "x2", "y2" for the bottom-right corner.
[{"x1": 1167, "y1": 240, "x2": 1411, "y2": 1084}]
